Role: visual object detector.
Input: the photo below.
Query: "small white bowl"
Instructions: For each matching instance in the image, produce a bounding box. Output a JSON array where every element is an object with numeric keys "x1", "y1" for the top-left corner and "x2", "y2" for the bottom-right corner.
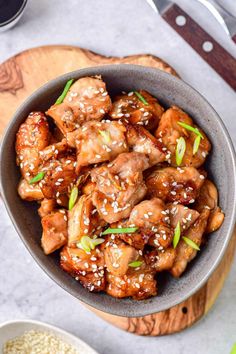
[{"x1": 0, "y1": 319, "x2": 98, "y2": 353}]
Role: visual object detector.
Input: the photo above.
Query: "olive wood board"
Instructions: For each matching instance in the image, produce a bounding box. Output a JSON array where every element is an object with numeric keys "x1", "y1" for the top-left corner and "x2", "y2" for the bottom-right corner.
[{"x1": 0, "y1": 44, "x2": 235, "y2": 336}]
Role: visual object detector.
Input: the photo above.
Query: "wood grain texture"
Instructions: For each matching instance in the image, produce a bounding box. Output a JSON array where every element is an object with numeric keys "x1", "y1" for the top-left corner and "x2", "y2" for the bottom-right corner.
[
  {"x1": 162, "y1": 4, "x2": 236, "y2": 91},
  {"x1": 0, "y1": 45, "x2": 178, "y2": 135},
  {"x1": 0, "y1": 44, "x2": 235, "y2": 336}
]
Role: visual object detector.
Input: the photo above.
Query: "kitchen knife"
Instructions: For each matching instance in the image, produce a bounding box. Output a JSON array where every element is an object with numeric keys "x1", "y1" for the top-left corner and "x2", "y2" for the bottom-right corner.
[
  {"x1": 147, "y1": 0, "x2": 236, "y2": 91},
  {"x1": 196, "y1": 0, "x2": 236, "y2": 44}
]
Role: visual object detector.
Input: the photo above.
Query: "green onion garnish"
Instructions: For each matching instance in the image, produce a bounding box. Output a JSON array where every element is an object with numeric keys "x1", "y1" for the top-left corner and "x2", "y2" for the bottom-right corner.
[
  {"x1": 102, "y1": 227, "x2": 138, "y2": 235},
  {"x1": 177, "y1": 122, "x2": 204, "y2": 139},
  {"x1": 99, "y1": 130, "x2": 111, "y2": 144},
  {"x1": 77, "y1": 236, "x2": 105, "y2": 253},
  {"x1": 68, "y1": 186, "x2": 78, "y2": 210},
  {"x1": 176, "y1": 137, "x2": 186, "y2": 166},
  {"x1": 230, "y1": 343, "x2": 236, "y2": 354},
  {"x1": 134, "y1": 91, "x2": 149, "y2": 106},
  {"x1": 29, "y1": 172, "x2": 45, "y2": 185},
  {"x1": 173, "y1": 221, "x2": 181, "y2": 249},
  {"x1": 193, "y1": 135, "x2": 201, "y2": 155},
  {"x1": 182, "y1": 236, "x2": 200, "y2": 251},
  {"x1": 55, "y1": 79, "x2": 74, "y2": 105},
  {"x1": 129, "y1": 261, "x2": 143, "y2": 268}
]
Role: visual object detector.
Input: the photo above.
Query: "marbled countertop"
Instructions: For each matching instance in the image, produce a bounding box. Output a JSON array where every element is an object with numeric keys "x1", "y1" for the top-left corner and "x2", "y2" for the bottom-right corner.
[{"x1": 0, "y1": 0, "x2": 236, "y2": 353}]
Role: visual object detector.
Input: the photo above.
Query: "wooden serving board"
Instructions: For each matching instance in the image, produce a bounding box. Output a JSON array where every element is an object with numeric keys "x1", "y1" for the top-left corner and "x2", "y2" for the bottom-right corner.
[{"x1": 0, "y1": 45, "x2": 235, "y2": 336}]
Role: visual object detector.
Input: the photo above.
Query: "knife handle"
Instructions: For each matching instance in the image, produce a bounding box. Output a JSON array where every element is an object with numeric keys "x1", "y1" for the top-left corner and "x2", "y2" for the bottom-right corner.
[
  {"x1": 162, "y1": 4, "x2": 236, "y2": 91},
  {"x1": 233, "y1": 34, "x2": 236, "y2": 44}
]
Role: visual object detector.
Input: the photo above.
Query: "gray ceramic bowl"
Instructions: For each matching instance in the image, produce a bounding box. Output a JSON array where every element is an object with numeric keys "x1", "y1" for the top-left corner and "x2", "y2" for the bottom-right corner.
[{"x1": 1, "y1": 65, "x2": 236, "y2": 317}]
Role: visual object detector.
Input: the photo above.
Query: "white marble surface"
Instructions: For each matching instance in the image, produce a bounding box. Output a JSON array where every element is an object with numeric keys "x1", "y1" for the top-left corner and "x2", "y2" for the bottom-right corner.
[{"x1": 0, "y1": 0, "x2": 236, "y2": 353}]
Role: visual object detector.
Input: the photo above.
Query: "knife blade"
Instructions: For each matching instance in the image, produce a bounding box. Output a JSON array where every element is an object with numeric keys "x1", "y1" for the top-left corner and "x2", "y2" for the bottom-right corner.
[
  {"x1": 147, "y1": 0, "x2": 236, "y2": 91},
  {"x1": 196, "y1": 0, "x2": 236, "y2": 43}
]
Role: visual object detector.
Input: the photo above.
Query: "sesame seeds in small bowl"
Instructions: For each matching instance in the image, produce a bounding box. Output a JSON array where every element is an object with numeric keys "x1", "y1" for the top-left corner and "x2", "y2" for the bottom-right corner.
[{"x1": 0, "y1": 320, "x2": 98, "y2": 354}]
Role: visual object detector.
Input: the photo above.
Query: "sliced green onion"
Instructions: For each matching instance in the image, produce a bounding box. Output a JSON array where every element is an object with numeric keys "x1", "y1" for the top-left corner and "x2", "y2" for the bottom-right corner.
[
  {"x1": 79, "y1": 236, "x2": 91, "y2": 253},
  {"x1": 134, "y1": 91, "x2": 149, "y2": 106},
  {"x1": 77, "y1": 236, "x2": 105, "y2": 253},
  {"x1": 176, "y1": 137, "x2": 186, "y2": 166},
  {"x1": 193, "y1": 135, "x2": 201, "y2": 155},
  {"x1": 173, "y1": 221, "x2": 181, "y2": 249},
  {"x1": 68, "y1": 186, "x2": 78, "y2": 210},
  {"x1": 182, "y1": 236, "x2": 200, "y2": 251},
  {"x1": 29, "y1": 172, "x2": 45, "y2": 185},
  {"x1": 129, "y1": 261, "x2": 143, "y2": 268},
  {"x1": 55, "y1": 79, "x2": 74, "y2": 105},
  {"x1": 102, "y1": 227, "x2": 138, "y2": 235},
  {"x1": 177, "y1": 122, "x2": 204, "y2": 139},
  {"x1": 90, "y1": 238, "x2": 105, "y2": 249},
  {"x1": 99, "y1": 130, "x2": 111, "y2": 144},
  {"x1": 230, "y1": 343, "x2": 236, "y2": 354}
]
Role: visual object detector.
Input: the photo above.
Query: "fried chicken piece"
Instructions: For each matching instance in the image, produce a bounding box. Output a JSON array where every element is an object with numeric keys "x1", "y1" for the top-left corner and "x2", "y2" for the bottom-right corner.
[
  {"x1": 47, "y1": 77, "x2": 112, "y2": 135},
  {"x1": 109, "y1": 90, "x2": 164, "y2": 130},
  {"x1": 60, "y1": 246, "x2": 106, "y2": 292},
  {"x1": 195, "y1": 179, "x2": 224, "y2": 233},
  {"x1": 128, "y1": 198, "x2": 173, "y2": 249},
  {"x1": 170, "y1": 209, "x2": 210, "y2": 277},
  {"x1": 91, "y1": 152, "x2": 149, "y2": 223},
  {"x1": 16, "y1": 112, "x2": 50, "y2": 181},
  {"x1": 41, "y1": 210, "x2": 68, "y2": 255},
  {"x1": 145, "y1": 248, "x2": 176, "y2": 272},
  {"x1": 38, "y1": 199, "x2": 56, "y2": 218},
  {"x1": 18, "y1": 179, "x2": 44, "y2": 201},
  {"x1": 39, "y1": 139, "x2": 69, "y2": 162},
  {"x1": 118, "y1": 227, "x2": 152, "y2": 251},
  {"x1": 39, "y1": 155, "x2": 77, "y2": 199},
  {"x1": 104, "y1": 238, "x2": 139, "y2": 276},
  {"x1": 126, "y1": 124, "x2": 167, "y2": 166},
  {"x1": 168, "y1": 203, "x2": 200, "y2": 232},
  {"x1": 106, "y1": 260, "x2": 157, "y2": 300},
  {"x1": 68, "y1": 195, "x2": 105, "y2": 245},
  {"x1": 146, "y1": 167, "x2": 205, "y2": 205},
  {"x1": 155, "y1": 106, "x2": 211, "y2": 167},
  {"x1": 69, "y1": 120, "x2": 128, "y2": 170}
]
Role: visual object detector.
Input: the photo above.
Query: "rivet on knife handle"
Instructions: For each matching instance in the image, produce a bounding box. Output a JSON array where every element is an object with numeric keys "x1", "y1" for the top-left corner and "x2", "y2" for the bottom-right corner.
[{"x1": 162, "y1": 4, "x2": 236, "y2": 91}]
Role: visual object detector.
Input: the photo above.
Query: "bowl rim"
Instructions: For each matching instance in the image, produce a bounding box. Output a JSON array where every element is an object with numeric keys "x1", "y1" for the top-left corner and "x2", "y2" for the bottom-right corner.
[
  {"x1": 0, "y1": 319, "x2": 98, "y2": 353},
  {"x1": 1, "y1": 64, "x2": 236, "y2": 317}
]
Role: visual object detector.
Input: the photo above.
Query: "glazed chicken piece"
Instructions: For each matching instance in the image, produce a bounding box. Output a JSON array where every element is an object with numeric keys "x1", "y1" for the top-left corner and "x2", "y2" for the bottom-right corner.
[
  {"x1": 146, "y1": 167, "x2": 205, "y2": 205},
  {"x1": 170, "y1": 209, "x2": 210, "y2": 277},
  {"x1": 91, "y1": 152, "x2": 149, "y2": 223},
  {"x1": 47, "y1": 77, "x2": 112, "y2": 135},
  {"x1": 168, "y1": 203, "x2": 200, "y2": 232},
  {"x1": 16, "y1": 112, "x2": 51, "y2": 181},
  {"x1": 68, "y1": 194, "x2": 105, "y2": 245},
  {"x1": 41, "y1": 210, "x2": 68, "y2": 255},
  {"x1": 67, "y1": 121, "x2": 128, "y2": 171},
  {"x1": 106, "y1": 260, "x2": 157, "y2": 300},
  {"x1": 109, "y1": 90, "x2": 164, "y2": 130},
  {"x1": 38, "y1": 199, "x2": 56, "y2": 218},
  {"x1": 39, "y1": 139, "x2": 69, "y2": 162},
  {"x1": 128, "y1": 198, "x2": 173, "y2": 250},
  {"x1": 126, "y1": 124, "x2": 167, "y2": 166},
  {"x1": 104, "y1": 238, "x2": 139, "y2": 276},
  {"x1": 195, "y1": 179, "x2": 224, "y2": 233},
  {"x1": 39, "y1": 154, "x2": 77, "y2": 199},
  {"x1": 155, "y1": 106, "x2": 211, "y2": 168},
  {"x1": 116, "y1": 227, "x2": 152, "y2": 251},
  {"x1": 18, "y1": 179, "x2": 44, "y2": 201},
  {"x1": 60, "y1": 246, "x2": 106, "y2": 292},
  {"x1": 145, "y1": 248, "x2": 176, "y2": 272}
]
